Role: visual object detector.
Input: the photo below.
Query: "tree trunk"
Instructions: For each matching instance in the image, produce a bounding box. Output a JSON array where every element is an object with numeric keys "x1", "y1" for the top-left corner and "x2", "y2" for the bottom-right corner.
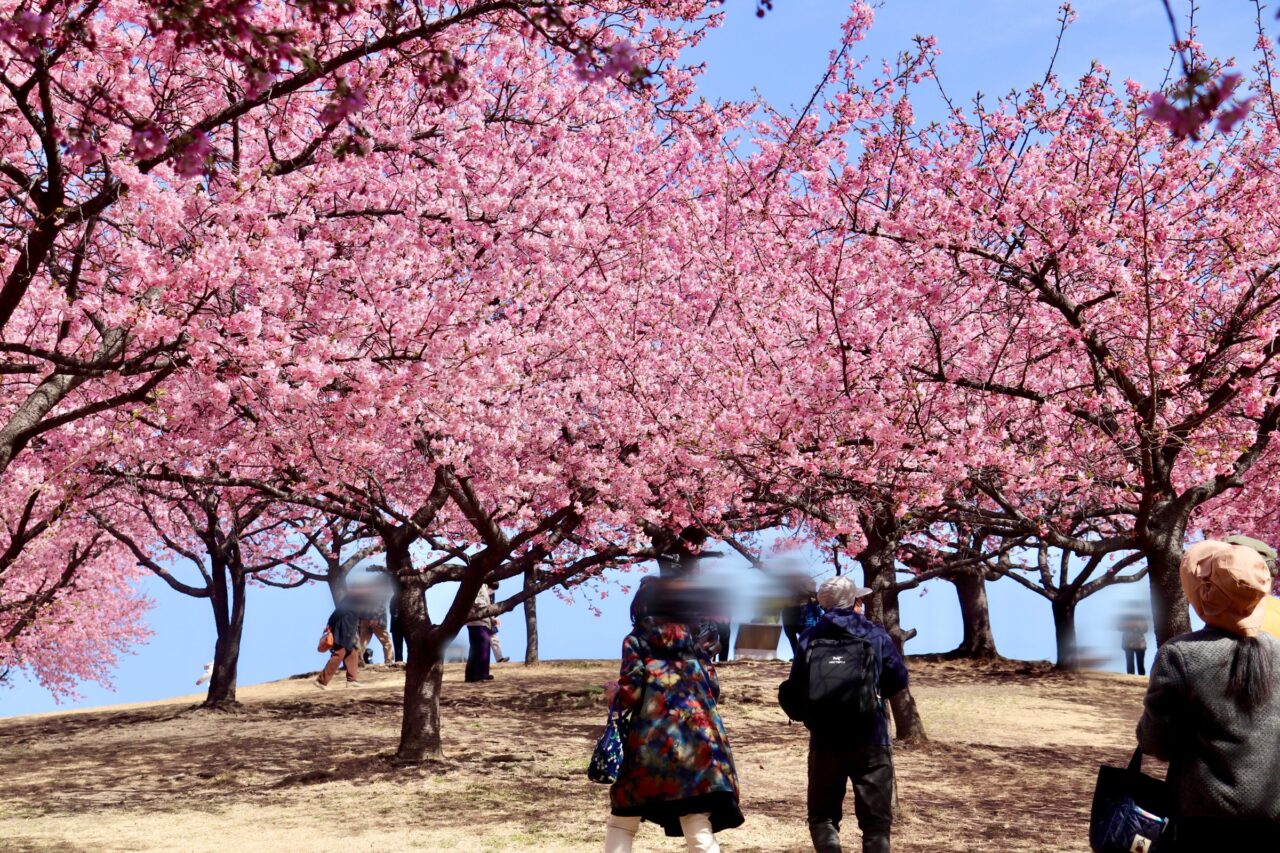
[
  {"x1": 396, "y1": 630, "x2": 445, "y2": 762},
  {"x1": 887, "y1": 689, "x2": 927, "y2": 742},
  {"x1": 859, "y1": 520, "x2": 927, "y2": 743},
  {"x1": 1146, "y1": 547, "x2": 1191, "y2": 646},
  {"x1": 327, "y1": 572, "x2": 345, "y2": 605},
  {"x1": 1051, "y1": 595, "x2": 1078, "y2": 671},
  {"x1": 390, "y1": 541, "x2": 447, "y2": 762},
  {"x1": 948, "y1": 570, "x2": 998, "y2": 659},
  {"x1": 878, "y1": 582, "x2": 927, "y2": 742},
  {"x1": 204, "y1": 566, "x2": 246, "y2": 707},
  {"x1": 523, "y1": 564, "x2": 539, "y2": 665}
]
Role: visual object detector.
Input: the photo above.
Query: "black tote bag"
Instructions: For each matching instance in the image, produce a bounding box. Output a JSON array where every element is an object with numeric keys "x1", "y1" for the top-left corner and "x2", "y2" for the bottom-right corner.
[{"x1": 1090, "y1": 747, "x2": 1173, "y2": 853}]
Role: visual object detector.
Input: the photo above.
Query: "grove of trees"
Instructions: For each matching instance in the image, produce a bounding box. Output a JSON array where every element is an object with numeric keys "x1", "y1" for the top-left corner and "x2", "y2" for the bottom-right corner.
[{"x1": 4, "y1": 0, "x2": 1280, "y2": 757}]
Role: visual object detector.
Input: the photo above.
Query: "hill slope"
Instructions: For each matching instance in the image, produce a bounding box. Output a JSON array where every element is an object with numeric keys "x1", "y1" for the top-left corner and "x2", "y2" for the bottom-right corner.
[{"x1": 0, "y1": 658, "x2": 1149, "y2": 852}]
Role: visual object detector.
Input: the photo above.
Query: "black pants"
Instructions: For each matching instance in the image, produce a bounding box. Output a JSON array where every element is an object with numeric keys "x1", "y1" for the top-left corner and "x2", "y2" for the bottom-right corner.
[
  {"x1": 807, "y1": 738, "x2": 894, "y2": 853},
  {"x1": 1125, "y1": 648, "x2": 1146, "y2": 676},
  {"x1": 782, "y1": 606, "x2": 803, "y2": 658},
  {"x1": 390, "y1": 617, "x2": 405, "y2": 663},
  {"x1": 716, "y1": 622, "x2": 731, "y2": 662},
  {"x1": 465, "y1": 626, "x2": 492, "y2": 682}
]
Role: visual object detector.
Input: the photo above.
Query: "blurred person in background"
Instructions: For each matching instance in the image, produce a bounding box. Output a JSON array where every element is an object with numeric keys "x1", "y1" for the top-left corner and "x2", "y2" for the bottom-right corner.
[
  {"x1": 350, "y1": 574, "x2": 394, "y2": 665},
  {"x1": 316, "y1": 592, "x2": 363, "y2": 690},
  {"x1": 712, "y1": 618, "x2": 731, "y2": 664},
  {"x1": 491, "y1": 616, "x2": 511, "y2": 663},
  {"x1": 1119, "y1": 603, "x2": 1150, "y2": 676},
  {"x1": 782, "y1": 573, "x2": 821, "y2": 658},
  {"x1": 389, "y1": 582, "x2": 406, "y2": 664},
  {"x1": 465, "y1": 582, "x2": 496, "y2": 683}
]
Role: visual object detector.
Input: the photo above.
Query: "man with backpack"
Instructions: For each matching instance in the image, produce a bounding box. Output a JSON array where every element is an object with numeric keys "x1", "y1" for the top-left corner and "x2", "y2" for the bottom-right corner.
[{"x1": 778, "y1": 576, "x2": 909, "y2": 853}]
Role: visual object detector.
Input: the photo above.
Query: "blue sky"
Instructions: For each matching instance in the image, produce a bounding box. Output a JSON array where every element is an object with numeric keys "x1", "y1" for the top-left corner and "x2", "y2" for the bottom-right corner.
[{"x1": 1, "y1": 0, "x2": 1252, "y2": 716}]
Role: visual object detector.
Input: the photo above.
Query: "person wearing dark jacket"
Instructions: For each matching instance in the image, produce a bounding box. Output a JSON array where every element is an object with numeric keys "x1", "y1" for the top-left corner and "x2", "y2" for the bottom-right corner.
[
  {"x1": 1137, "y1": 540, "x2": 1280, "y2": 847},
  {"x1": 779, "y1": 576, "x2": 909, "y2": 853},
  {"x1": 781, "y1": 574, "x2": 820, "y2": 658},
  {"x1": 389, "y1": 583, "x2": 427, "y2": 664},
  {"x1": 316, "y1": 597, "x2": 363, "y2": 689}
]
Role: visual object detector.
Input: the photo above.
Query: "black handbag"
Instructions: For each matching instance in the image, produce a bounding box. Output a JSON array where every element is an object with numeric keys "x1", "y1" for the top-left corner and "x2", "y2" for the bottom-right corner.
[{"x1": 1090, "y1": 747, "x2": 1173, "y2": 853}]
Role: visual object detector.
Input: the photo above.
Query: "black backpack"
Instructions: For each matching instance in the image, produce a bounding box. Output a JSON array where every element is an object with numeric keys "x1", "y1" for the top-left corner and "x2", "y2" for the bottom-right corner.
[{"x1": 780, "y1": 635, "x2": 881, "y2": 726}]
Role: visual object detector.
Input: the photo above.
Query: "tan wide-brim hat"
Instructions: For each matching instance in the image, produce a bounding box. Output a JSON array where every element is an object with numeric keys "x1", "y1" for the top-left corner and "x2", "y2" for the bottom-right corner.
[
  {"x1": 1180, "y1": 540, "x2": 1271, "y2": 637},
  {"x1": 817, "y1": 576, "x2": 872, "y2": 611}
]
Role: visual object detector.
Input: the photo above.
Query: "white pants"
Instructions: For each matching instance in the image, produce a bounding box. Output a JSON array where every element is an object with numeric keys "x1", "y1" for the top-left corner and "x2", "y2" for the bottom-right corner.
[{"x1": 604, "y1": 813, "x2": 719, "y2": 853}]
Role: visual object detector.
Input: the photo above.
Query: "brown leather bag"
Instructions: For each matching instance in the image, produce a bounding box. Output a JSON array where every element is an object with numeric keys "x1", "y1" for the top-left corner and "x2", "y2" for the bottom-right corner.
[{"x1": 317, "y1": 626, "x2": 335, "y2": 653}]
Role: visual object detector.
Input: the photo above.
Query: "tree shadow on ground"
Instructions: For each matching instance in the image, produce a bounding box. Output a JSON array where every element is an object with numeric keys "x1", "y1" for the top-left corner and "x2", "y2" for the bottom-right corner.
[{"x1": 1, "y1": 658, "x2": 1150, "y2": 852}]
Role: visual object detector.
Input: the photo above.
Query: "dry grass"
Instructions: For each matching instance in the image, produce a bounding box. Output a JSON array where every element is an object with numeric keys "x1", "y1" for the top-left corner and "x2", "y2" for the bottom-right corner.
[{"x1": 0, "y1": 657, "x2": 1151, "y2": 852}]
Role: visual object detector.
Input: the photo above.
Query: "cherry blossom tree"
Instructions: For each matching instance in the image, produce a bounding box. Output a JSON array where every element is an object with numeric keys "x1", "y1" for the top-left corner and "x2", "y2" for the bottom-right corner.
[
  {"x1": 292, "y1": 517, "x2": 383, "y2": 606},
  {"x1": 0, "y1": 0, "x2": 722, "y2": 684},
  {"x1": 667, "y1": 171, "x2": 955, "y2": 739},
  {"x1": 772, "y1": 3, "x2": 1280, "y2": 645},
  {"x1": 91, "y1": 483, "x2": 315, "y2": 707},
  {"x1": 676, "y1": 27, "x2": 976, "y2": 738},
  {"x1": 988, "y1": 541, "x2": 1148, "y2": 670},
  {"x1": 0, "y1": 502, "x2": 148, "y2": 697},
  {"x1": 25, "y1": 0, "x2": 1280, "y2": 728},
  {"x1": 91, "y1": 7, "x2": 750, "y2": 756},
  {"x1": 899, "y1": 522, "x2": 1014, "y2": 661}
]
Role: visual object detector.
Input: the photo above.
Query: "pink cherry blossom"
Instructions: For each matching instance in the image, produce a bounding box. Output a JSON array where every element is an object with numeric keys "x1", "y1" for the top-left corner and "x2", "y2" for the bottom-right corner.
[{"x1": 0, "y1": 0, "x2": 729, "y2": 701}]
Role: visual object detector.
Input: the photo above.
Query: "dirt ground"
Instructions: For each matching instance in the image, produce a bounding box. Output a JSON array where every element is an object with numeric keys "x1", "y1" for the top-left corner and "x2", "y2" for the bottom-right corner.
[{"x1": 0, "y1": 657, "x2": 1151, "y2": 852}]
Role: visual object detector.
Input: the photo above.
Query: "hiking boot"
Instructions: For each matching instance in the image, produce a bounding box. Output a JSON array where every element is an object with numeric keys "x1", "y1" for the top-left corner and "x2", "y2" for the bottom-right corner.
[
  {"x1": 862, "y1": 832, "x2": 890, "y2": 853},
  {"x1": 347, "y1": 680, "x2": 365, "y2": 688},
  {"x1": 314, "y1": 679, "x2": 331, "y2": 691},
  {"x1": 498, "y1": 657, "x2": 510, "y2": 663},
  {"x1": 809, "y1": 821, "x2": 842, "y2": 853}
]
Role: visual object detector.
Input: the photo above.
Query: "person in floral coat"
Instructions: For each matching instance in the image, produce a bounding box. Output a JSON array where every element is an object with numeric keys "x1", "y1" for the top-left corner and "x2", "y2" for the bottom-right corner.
[{"x1": 604, "y1": 578, "x2": 744, "y2": 853}]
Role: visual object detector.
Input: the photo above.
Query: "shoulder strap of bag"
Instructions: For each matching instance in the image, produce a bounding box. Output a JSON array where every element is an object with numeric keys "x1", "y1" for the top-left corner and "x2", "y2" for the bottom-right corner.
[{"x1": 1127, "y1": 747, "x2": 1145, "y2": 774}]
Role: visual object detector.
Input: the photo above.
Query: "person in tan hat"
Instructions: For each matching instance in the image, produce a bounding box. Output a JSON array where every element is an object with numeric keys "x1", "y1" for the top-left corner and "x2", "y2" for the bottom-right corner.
[
  {"x1": 1136, "y1": 540, "x2": 1280, "y2": 846},
  {"x1": 778, "y1": 576, "x2": 908, "y2": 853},
  {"x1": 1224, "y1": 535, "x2": 1280, "y2": 640}
]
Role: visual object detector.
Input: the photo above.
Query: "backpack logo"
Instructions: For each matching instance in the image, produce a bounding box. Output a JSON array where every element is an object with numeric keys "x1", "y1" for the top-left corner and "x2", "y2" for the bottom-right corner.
[{"x1": 829, "y1": 656, "x2": 846, "y2": 664}]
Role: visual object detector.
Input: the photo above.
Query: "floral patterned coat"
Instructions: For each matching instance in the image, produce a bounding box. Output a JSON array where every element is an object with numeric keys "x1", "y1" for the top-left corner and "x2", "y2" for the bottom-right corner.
[{"x1": 609, "y1": 620, "x2": 744, "y2": 836}]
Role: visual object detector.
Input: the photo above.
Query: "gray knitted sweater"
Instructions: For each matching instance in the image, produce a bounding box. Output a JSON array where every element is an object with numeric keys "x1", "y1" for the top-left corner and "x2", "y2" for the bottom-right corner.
[{"x1": 1136, "y1": 628, "x2": 1280, "y2": 820}]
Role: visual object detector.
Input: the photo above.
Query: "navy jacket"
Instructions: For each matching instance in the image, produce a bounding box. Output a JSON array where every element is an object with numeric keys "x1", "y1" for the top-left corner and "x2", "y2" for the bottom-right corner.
[
  {"x1": 327, "y1": 602, "x2": 360, "y2": 651},
  {"x1": 782, "y1": 608, "x2": 909, "y2": 746}
]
